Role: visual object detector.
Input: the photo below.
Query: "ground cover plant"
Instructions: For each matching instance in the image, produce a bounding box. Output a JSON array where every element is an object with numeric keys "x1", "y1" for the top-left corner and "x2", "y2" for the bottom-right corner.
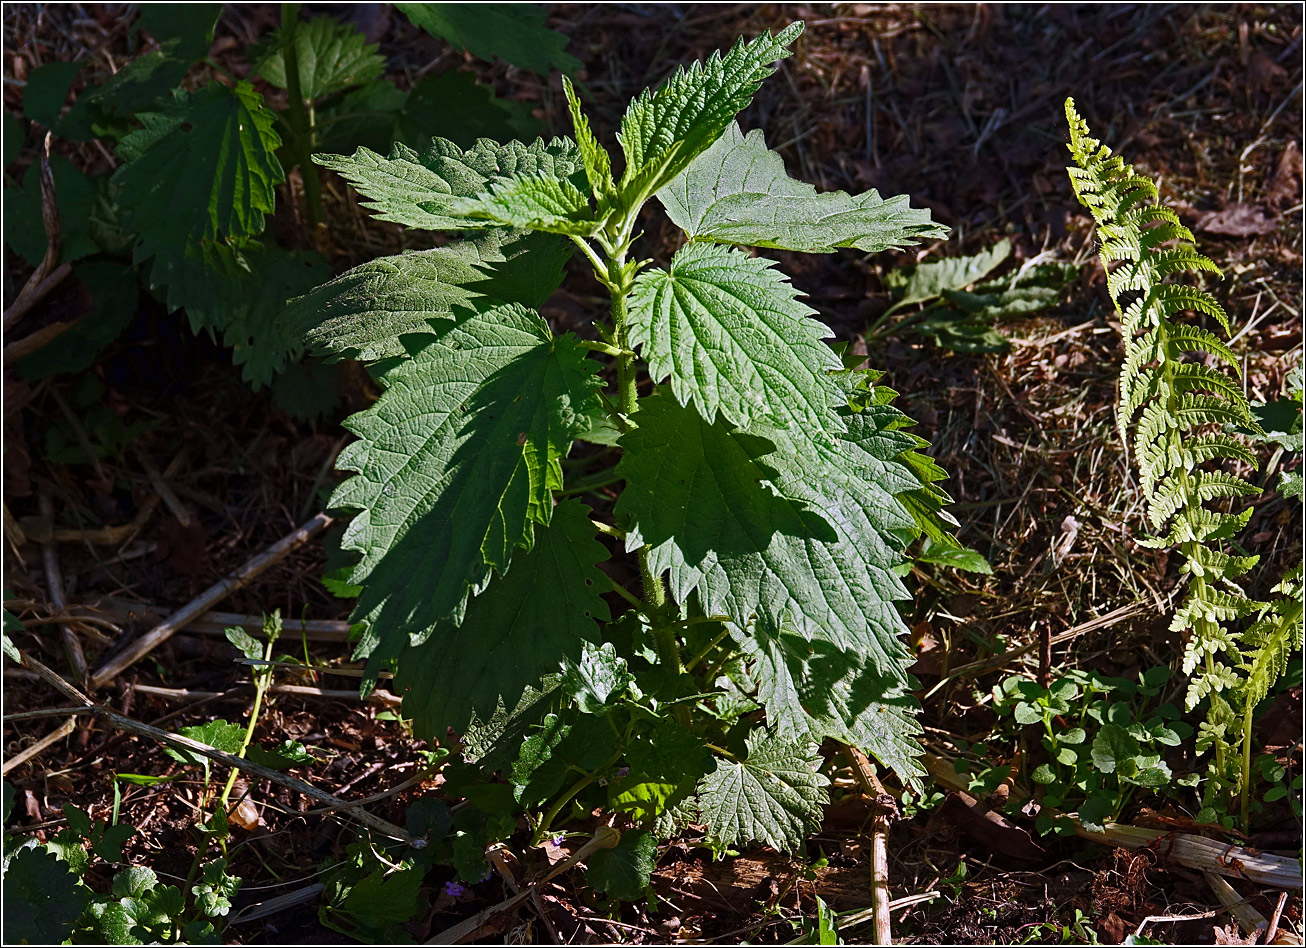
[{"x1": 3, "y1": 4, "x2": 1302, "y2": 945}]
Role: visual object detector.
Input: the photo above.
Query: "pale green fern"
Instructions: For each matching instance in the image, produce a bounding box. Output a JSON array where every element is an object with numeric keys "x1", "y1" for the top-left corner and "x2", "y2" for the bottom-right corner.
[{"x1": 1064, "y1": 99, "x2": 1270, "y2": 807}]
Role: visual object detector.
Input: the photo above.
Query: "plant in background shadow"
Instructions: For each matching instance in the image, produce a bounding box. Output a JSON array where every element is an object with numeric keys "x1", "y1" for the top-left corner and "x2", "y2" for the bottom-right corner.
[{"x1": 4, "y1": 3, "x2": 577, "y2": 417}]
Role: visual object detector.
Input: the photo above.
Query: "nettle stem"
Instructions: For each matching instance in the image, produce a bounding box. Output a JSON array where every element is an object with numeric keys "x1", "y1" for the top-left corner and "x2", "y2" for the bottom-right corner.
[{"x1": 280, "y1": 4, "x2": 322, "y2": 226}]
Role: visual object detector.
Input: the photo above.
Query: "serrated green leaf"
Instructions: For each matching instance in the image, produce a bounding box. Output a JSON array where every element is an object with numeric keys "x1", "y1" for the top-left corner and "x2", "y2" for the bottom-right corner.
[
  {"x1": 624, "y1": 717, "x2": 715, "y2": 784},
  {"x1": 628, "y1": 242, "x2": 845, "y2": 446},
  {"x1": 164, "y1": 720, "x2": 246, "y2": 767},
  {"x1": 111, "y1": 866, "x2": 159, "y2": 900},
  {"x1": 609, "y1": 778, "x2": 676, "y2": 825},
  {"x1": 460, "y1": 681, "x2": 563, "y2": 768},
  {"x1": 2, "y1": 843, "x2": 89, "y2": 944},
  {"x1": 192, "y1": 858, "x2": 239, "y2": 917},
  {"x1": 586, "y1": 829, "x2": 657, "y2": 901},
  {"x1": 509, "y1": 712, "x2": 571, "y2": 802},
  {"x1": 394, "y1": 499, "x2": 610, "y2": 739},
  {"x1": 246, "y1": 740, "x2": 315, "y2": 770},
  {"x1": 255, "y1": 15, "x2": 385, "y2": 102},
  {"x1": 452, "y1": 170, "x2": 595, "y2": 235},
  {"x1": 562, "y1": 76, "x2": 616, "y2": 207},
  {"x1": 334, "y1": 865, "x2": 423, "y2": 930},
  {"x1": 396, "y1": 3, "x2": 579, "y2": 75},
  {"x1": 660, "y1": 123, "x2": 946, "y2": 253},
  {"x1": 135, "y1": 5, "x2": 221, "y2": 60},
  {"x1": 696, "y1": 728, "x2": 828, "y2": 852},
  {"x1": 914, "y1": 537, "x2": 992, "y2": 574},
  {"x1": 317, "y1": 135, "x2": 582, "y2": 231},
  {"x1": 884, "y1": 239, "x2": 1011, "y2": 307},
  {"x1": 60, "y1": 44, "x2": 194, "y2": 141},
  {"x1": 217, "y1": 243, "x2": 332, "y2": 387},
  {"x1": 3, "y1": 153, "x2": 99, "y2": 266},
  {"x1": 23, "y1": 60, "x2": 82, "y2": 128},
  {"x1": 397, "y1": 69, "x2": 544, "y2": 151},
  {"x1": 1091, "y1": 723, "x2": 1140, "y2": 775},
  {"x1": 314, "y1": 78, "x2": 404, "y2": 155},
  {"x1": 619, "y1": 23, "x2": 802, "y2": 200},
  {"x1": 4, "y1": 111, "x2": 24, "y2": 168},
  {"x1": 748, "y1": 631, "x2": 923, "y2": 787},
  {"x1": 284, "y1": 230, "x2": 570, "y2": 362},
  {"x1": 46, "y1": 828, "x2": 91, "y2": 877},
  {"x1": 92, "y1": 822, "x2": 136, "y2": 863},
  {"x1": 335, "y1": 303, "x2": 603, "y2": 671},
  {"x1": 115, "y1": 80, "x2": 281, "y2": 250},
  {"x1": 615, "y1": 394, "x2": 914, "y2": 683},
  {"x1": 561, "y1": 640, "x2": 633, "y2": 713},
  {"x1": 223, "y1": 624, "x2": 263, "y2": 661}
]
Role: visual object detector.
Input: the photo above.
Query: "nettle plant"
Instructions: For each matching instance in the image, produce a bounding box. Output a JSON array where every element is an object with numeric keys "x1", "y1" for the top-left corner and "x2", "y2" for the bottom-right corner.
[
  {"x1": 286, "y1": 22, "x2": 963, "y2": 888},
  {"x1": 1065, "y1": 99, "x2": 1303, "y2": 829}
]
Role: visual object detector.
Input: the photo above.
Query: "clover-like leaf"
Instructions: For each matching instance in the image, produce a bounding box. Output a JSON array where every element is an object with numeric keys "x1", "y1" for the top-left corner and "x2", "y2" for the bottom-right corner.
[
  {"x1": 661, "y1": 123, "x2": 946, "y2": 253},
  {"x1": 628, "y1": 242, "x2": 846, "y2": 447},
  {"x1": 394, "y1": 500, "x2": 611, "y2": 739},
  {"x1": 696, "y1": 728, "x2": 828, "y2": 852},
  {"x1": 619, "y1": 23, "x2": 802, "y2": 200},
  {"x1": 334, "y1": 303, "x2": 603, "y2": 672}
]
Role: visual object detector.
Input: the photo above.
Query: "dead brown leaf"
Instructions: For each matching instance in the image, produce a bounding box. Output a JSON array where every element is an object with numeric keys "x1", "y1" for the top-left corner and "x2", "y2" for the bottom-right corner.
[
  {"x1": 1196, "y1": 203, "x2": 1279, "y2": 236},
  {"x1": 1266, "y1": 141, "x2": 1302, "y2": 209}
]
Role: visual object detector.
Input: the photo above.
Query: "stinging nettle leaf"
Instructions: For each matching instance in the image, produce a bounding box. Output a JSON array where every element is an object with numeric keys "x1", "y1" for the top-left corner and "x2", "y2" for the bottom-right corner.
[
  {"x1": 884, "y1": 238, "x2": 1011, "y2": 308},
  {"x1": 619, "y1": 23, "x2": 802, "y2": 201},
  {"x1": 615, "y1": 395, "x2": 915, "y2": 681},
  {"x1": 282, "y1": 229, "x2": 571, "y2": 362},
  {"x1": 451, "y1": 170, "x2": 596, "y2": 235},
  {"x1": 628, "y1": 242, "x2": 846, "y2": 447},
  {"x1": 255, "y1": 14, "x2": 386, "y2": 102},
  {"x1": 586, "y1": 829, "x2": 657, "y2": 901},
  {"x1": 396, "y1": 3, "x2": 580, "y2": 76},
  {"x1": 394, "y1": 499, "x2": 611, "y2": 739},
  {"x1": 748, "y1": 631, "x2": 923, "y2": 786},
  {"x1": 696, "y1": 728, "x2": 829, "y2": 852},
  {"x1": 562, "y1": 76, "x2": 616, "y2": 207},
  {"x1": 333, "y1": 303, "x2": 603, "y2": 669},
  {"x1": 317, "y1": 135, "x2": 583, "y2": 231},
  {"x1": 660, "y1": 123, "x2": 947, "y2": 253}
]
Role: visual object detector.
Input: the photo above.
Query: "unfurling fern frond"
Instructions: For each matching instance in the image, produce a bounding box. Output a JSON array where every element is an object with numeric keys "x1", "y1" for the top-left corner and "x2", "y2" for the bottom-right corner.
[{"x1": 1064, "y1": 99, "x2": 1271, "y2": 805}]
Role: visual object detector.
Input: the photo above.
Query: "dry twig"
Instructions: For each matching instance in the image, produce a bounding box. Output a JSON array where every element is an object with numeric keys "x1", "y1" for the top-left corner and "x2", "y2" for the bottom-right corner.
[{"x1": 89, "y1": 511, "x2": 332, "y2": 688}]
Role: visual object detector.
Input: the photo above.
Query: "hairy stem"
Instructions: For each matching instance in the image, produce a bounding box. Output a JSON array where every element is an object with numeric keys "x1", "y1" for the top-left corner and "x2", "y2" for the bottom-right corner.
[{"x1": 280, "y1": 4, "x2": 321, "y2": 226}]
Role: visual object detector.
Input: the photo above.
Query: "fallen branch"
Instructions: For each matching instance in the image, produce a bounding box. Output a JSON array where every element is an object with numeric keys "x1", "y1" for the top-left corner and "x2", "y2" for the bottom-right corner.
[
  {"x1": 89, "y1": 512, "x2": 333, "y2": 689},
  {"x1": 922, "y1": 752, "x2": 1303, "y2": 889},
  {"x1": 38, "y1": 487, "x2": 89, "y2": 686},
  {"x1": 844, "y1": 745, "x2": 896, "y2": 946},
  {"x1": 1205, "y1": 870, "x2": 1270, "y2": 942},
  {"x1": 90, "y1": 598, "x2": 352, "y2": 642}
]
